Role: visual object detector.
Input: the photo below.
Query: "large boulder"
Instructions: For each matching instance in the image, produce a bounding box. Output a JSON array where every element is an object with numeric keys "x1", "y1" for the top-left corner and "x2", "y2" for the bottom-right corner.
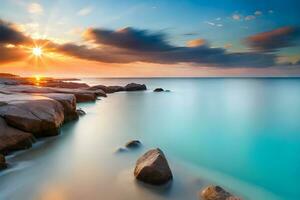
[
  {"x1": 134, "y1": 148, "x2": 173, "y2": 185},
  {"x1": 0, "y1": 117, "x2": 35, "y2": 155},
  {"x1": 200, "y1": 185, "x2": 242, "y2": 200},
  {"x1": 125, "y1": 83, "x2": 147, "y2": 91},
  {"x1": 0, "y1": 154, "x2": 6, "y2": 170},
  {"x1": 0, "y1": 93, "x2": 64, "y2": 137}
]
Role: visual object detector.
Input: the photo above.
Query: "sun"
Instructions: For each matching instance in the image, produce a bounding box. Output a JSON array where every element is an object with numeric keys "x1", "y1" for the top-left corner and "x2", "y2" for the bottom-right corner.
[{"x1": 32, "y1": 47, "x2": 43, "y2": 57}]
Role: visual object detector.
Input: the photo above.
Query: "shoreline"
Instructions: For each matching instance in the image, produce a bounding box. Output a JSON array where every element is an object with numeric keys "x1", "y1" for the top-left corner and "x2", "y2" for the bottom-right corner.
[{"x1": 0, "y1": 74, "x2": 147, "y2": 169}]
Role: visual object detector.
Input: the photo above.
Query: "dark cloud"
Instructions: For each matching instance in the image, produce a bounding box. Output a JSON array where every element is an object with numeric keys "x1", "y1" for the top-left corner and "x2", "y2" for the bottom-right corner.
[
  {"x1": 59, "y1": 27, "x2": 276, "y2": 68},
  {"x1": 245, "y1": 26, "x2": 300, "y2": 51},
  {"x1": 0, "y1": 18, "x2": 280, "y2": 68},
  {"x1": 0, "y1": 20, "x2": 30, "y2": 45},
  {"x1": 84, "y1": 27, "x2": 175, "y2": 52},
  {"x1": 0, "y1": 45, "x2": 27, "y2": 64}
]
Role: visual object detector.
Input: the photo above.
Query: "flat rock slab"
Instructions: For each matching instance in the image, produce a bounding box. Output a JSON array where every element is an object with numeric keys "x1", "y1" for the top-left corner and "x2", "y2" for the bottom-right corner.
[
  {"x1": 134, "y1": 148, "x2": 173, "y2": 185},
  {"x1": 0, "y1": 93, "x2": 64, "y2": 137},
  {"x1": 2, "y1": 85, "x2": 100, "y2": 102}
]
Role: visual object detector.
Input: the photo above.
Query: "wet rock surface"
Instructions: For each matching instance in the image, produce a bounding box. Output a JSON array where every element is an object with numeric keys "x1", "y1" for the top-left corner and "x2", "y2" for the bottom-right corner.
[
  {"x1": 200, "y1": 185, "x2": 242, "y2": 200},
  {"x1": 134, "y1": 148, "x2": 173, "y2": 185},
  {"x1": 0, "y1": 154, "x2": 7, "y2": 169},
  {"x1": 125, "y1": 140, "x2": 141, "y2": 148},
  {"x1": 153, "y1": 88, "x2": 164, "y2": 92},
  {"x1": 0, "y1": 117, "x2": 35, "y2": 155}
]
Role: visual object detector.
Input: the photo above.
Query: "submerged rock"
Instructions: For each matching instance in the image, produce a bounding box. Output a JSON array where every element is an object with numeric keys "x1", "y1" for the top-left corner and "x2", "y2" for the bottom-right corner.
[
  {"x1": 115, "y1": 147, "x2": 128, "y2": 153},
  {"x1": 134, "y1": 148, "x2": 173, "y2": 185},
  {"x1": 125, "y1": 83, "x2": 147, "y2": 91},
  {"x1": 153, "y1": 88, "x2": 164, "y2": 92},
  {"x1": 76, "y1": 109, "x2": 86, "y2": 116},
  {"x1": 0, "y1": 154, "x2": 6, "y2": 170},
  {"x1": 125, "y1": 140, "x2": 141, "y2": 148},
  {"x1": 200, "y1": 185, "x2": 242, "y2": 200},
  {"x1": 0, "y1": 117, "x2": 35, "y2": 155}
]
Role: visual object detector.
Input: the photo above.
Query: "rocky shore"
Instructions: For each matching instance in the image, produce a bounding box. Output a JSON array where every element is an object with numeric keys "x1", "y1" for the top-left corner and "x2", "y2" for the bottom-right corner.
[
  {"x1": 0, "y1": 74, "x2": 147, "y2": 168},
  {"x1": 0, "y1": 74, "x2": 242, "y2": 200}
]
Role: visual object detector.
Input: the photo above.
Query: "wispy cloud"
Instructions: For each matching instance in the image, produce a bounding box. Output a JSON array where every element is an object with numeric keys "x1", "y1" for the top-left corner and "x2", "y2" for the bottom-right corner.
[
  {"x1": 232, "y1": 14, "x2": 241, "y2": 21},
  {"x1": 245, "y1": 15, "x2": 256, "y2": 21},
  {"x1": 204, "y1": 21, "x2": 223, "y2": 27},
  {"x1": 77, "y1": 6, "x2": 93, "y2": 16},
  {"x1": 254, "y1": 11, "x2": 262, "y2": 16},
  {"x1": 27, "y1": 3, "x2": 43, "y2": 14}
]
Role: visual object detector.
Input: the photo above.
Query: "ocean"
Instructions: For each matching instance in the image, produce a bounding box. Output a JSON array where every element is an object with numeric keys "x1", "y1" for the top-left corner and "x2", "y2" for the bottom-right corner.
[{"x1": 1, "y1": 78, "x2": 300, "y2": 200}]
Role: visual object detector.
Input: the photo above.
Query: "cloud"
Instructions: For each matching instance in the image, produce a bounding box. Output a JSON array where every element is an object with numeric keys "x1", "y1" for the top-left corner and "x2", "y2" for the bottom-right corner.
[
  {"x1": 58, "y1": 27, "x2": 276, "y2": 68},
  {"x1": 204, "y1": 21, "x2": 223, "y2": 27},
  {"x1": 83, "y1": 27, "x2": 174, "y2": 52},
  {"x1": 0, "y1": 19, "x2": 30, "y2": 44},
  {"x1": 245, "y1": 15, "x2": 256, "y2": 21},
  {"x1": 0, "y1": 45, "x2": 27, "y2": 64},
  {"x1": 245, "y1": 26, "x2": 300, "y2": 51},
  {"x1": 0, "y1": 18, "x2": 279, "y2": 68},
  {"x1": 232, "y1": 14, "x2": 241, "y2": 20},
  {"x1": 28, "y1": 3, "x2": 43, "y2": 14},
  {"x1": 187, "y1": 39, "x2": 206, "y2": 47},
  {"x1": 254, "y1": 11, "x2": 262, "y2": 16},
  {"x1": 77, "y1": 6, "x2": 93, "y2": 16}
]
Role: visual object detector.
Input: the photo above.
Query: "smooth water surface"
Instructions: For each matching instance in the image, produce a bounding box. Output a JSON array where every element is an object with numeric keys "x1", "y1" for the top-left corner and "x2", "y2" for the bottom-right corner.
[{"x1": 1, "y1": 78, "x2": 300, "y2": 200}]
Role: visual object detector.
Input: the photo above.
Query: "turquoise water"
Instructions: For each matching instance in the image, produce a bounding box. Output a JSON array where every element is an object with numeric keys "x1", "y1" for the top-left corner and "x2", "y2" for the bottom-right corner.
[{"x1": 1, "y1": 78, "x2": 300, "y2": 200}]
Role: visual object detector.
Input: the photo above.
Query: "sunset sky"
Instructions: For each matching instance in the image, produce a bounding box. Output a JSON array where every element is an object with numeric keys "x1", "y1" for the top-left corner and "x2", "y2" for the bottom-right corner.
[{"x1": 1, "y1": 0, "x2": 300, "y2": 77}]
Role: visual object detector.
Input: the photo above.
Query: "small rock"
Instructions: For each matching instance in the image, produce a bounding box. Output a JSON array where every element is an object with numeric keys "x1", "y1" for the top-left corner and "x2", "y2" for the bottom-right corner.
[
  {"x1": 200, "y1": 185, "x2": 242, "y2": 200},
  {"x1": 134, "y1": 148, "x2": 173, "y2": 185},
  {"x1": 76, "y1": 109, "x2": 86, "y2": 116},
  {"x1": 115, "y1": 147, "x2": 128, "y2": 153},
  {"x1": 153, "y1": 88, "x2": 164, "y2": 92},
  {"x1": 125, "y1": 140, "x2": 141, "y2": 148},
  {"x1": 125, "y1": 83, "x2": 147, "y2": 91},
  {"x1": 165, "y1": 90, "x2": 171, "y2": 92},
  {"x1": 0, "y1": 154, "x2": 7, "y2": 170}
]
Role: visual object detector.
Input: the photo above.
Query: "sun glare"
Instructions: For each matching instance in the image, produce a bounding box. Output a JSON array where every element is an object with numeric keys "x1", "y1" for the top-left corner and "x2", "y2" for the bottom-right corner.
[{"x1": 32, "y1": 47, "x2": 43, "y2": 57}]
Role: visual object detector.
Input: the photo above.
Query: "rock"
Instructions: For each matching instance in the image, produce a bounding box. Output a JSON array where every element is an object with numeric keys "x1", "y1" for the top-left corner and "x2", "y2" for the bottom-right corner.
[
  {"x1": 38, "y1": 93, "x2": 78, "y2": 122},
  {"x1": 93, "y1": 89, "x2": 107, "y2": 97},
  {"x1": 134, "y1": 148, "x2": 173, "y2": 185},
  {"x1": 39, "y1": 81, "x2": 89, "y2": 89},
  {"x1": 76, "y1": 109, "x2": 86, "y2": 116},
  {"x1": 153, "y1": 88, "x2": 164, "y2": 92},
  {"x1": 125, "y1": 83, "x2": 147, "y2": 91},
  {"x1": 0, "y1": 93, "x2": 65, "y2": 137},
  {"x1": 200, "y1": 185, "x2": 242, "y2": 200},
  {"x1": 2, "y1": 85, "x2": 98, "y2": 103},
  {"x1": 125, "y1": 140, "x2": 141, "y2": 148},
  {"x1": 165, "y1": 90, "x2": 171, "y2": 92},
  {"x1": 0, "y1": 154, "x2": 7, "y2": 170},
  {"x1": 88, "y1": 85, "x2": 124, "y2": 94},
  {"x1": 0, "y1": 117, "x2": 35, "y2": 155},
  {"x1": 115, "y1": 147, "x2": 128, "y2": 153}
]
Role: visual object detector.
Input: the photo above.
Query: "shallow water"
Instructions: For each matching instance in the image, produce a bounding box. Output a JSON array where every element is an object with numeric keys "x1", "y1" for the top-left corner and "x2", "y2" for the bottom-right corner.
[{"x1": 1, "y1": 78, "x2": 300, "y2": 200}]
